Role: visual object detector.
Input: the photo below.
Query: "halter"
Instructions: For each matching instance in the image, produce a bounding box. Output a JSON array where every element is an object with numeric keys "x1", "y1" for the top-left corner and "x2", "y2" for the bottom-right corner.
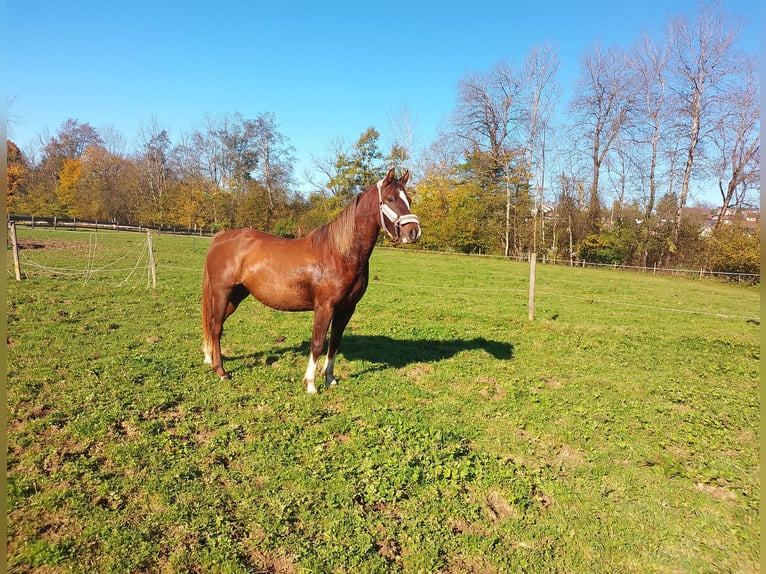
[{"x1": 377, "y1": 178, "x2": 421, "y2": 241}]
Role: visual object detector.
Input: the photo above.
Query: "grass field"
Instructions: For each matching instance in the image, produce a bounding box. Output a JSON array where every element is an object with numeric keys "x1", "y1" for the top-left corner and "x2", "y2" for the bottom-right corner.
[{"x1": 6, "y1": 228, "x2": 760, "y2": 573}]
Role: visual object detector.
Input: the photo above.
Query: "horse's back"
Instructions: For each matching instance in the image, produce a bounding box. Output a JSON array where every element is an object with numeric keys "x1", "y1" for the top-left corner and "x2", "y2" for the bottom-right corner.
[
  {"x1": 204, "y1": 228, "x2": 317, "y2": 311},
  {"x1": 210, "y1": 227, "x2": 275, "y2": 247},
  {"x1": 205, "y1": 228, "x2": 270, "y2": 275},
  {"x1": 207, "y1": 228, "x2": 298, "y2": 261}
]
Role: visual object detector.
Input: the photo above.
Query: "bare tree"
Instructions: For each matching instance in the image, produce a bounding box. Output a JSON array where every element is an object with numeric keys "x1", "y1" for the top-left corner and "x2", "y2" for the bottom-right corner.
[
  {"x1": 192, "y1": 112, "x2": 258, "y2": 193},
  {"x1": 571, "y1": 43, "x2": 636, "y2": 233},
  {"x1": 388, "y1": 104, "x2": 417, "y2": 175},
  {"x1": 251, "y1": 112, "x2": 295, "y2": 227},
  {"x1": 632, "y1": 32, "x2": 670, "y2": 223},
  {"x1": 99, "y1": 124, "x2": 126, "y2": 157},
  {"x1": 7, "y1": 96, "x2": 20, "y2": 140},
  {"x1": 136, "y1": 118, "x2": 172, "y2": 225},
  {"x1": 43, "y1": 119, "x2": 103, "y2": 162},
  {"x1": 666, "y1": 0, "x2": 741, "y2": 248},
  {"x1": 520, "y1": 43, "x2": 560, "y2": 251},
  {"x1": 454, "y1": 61, "x2": 521, "y2": 162},
  {"x1": 711, "y1": 55, "x2": 760, "y2": 228},
  {"x1": 453, "y1": 61, "x2": 523, "y2": 256},
  {"x1": 307, "y1": 137, "x2": 349, "y2": 197},
  {"x1": 629, "y1": 31, "x2": 671, "y2": 265}
]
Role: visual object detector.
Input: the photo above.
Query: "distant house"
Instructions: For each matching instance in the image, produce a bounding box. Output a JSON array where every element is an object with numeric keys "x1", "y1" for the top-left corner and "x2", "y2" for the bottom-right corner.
[
  {"x1": 531, "y1": 203, "x2": 555, "y2": 218},
  {"x1": 691, "y1": 207, "x2": 761, "y2": 236},
  {"x1": 539, "y1": 202, "x2": 759, "y2": 235}
]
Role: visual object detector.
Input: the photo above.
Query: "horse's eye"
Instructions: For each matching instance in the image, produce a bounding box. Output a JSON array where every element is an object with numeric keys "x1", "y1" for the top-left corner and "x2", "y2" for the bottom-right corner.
[{"x1": 387, "y1": 196, "x2": 395, "y2": 203}]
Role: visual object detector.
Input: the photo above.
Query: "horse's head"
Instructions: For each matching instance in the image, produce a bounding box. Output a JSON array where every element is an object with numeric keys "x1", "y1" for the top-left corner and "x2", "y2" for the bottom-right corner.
[{"x1": 377, "y1": 167, "x2": 421, "y2": 244}]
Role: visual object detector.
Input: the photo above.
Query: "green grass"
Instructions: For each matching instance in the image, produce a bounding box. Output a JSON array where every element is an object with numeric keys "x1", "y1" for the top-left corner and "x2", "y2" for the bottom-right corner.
[{"x1": 6, "y1": 228, "x2": 760, "y2": 573}]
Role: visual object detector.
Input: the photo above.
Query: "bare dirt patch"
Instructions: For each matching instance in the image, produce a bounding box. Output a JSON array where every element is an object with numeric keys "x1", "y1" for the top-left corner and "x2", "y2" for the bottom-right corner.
[
  {"x1": 696, "y1": 482, "x2": 737, "y2": 501},
  {"x1": 16, "y1": 239, "x2": 90, "y2": 252}
]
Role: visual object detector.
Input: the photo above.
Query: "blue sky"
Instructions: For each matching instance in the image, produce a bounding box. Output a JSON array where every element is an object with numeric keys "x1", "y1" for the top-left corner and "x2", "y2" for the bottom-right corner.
[{"x1": 7, "y1": 1, "x2": 760, "y2": 201}]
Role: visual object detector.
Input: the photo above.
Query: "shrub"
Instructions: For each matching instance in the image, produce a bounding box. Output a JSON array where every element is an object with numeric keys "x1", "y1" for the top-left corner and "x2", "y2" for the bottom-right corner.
[
  {"x1": 577, "y1": 231, "x2": 627, "y2": 265},
  {"x1": 707, "y1": 225, "x2": 760, "y2": 283}
]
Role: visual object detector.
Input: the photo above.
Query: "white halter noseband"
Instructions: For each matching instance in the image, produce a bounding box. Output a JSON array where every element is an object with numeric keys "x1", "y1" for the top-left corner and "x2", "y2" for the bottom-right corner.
[{"x1": 377, "y1": 179, "x2": 421, "y2": 241}]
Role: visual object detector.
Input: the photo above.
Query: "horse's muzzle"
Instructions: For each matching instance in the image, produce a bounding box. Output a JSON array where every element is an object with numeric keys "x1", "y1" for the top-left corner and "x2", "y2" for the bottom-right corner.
[
  {"x1": 380, "y1": 200, "x2": 421, "y2": 244},
  {"x1": 399, "y1": 217, "x2": 421, "y2": 244}
]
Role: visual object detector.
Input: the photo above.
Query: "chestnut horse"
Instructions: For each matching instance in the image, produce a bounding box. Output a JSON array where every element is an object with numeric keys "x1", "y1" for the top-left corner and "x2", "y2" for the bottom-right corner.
[{"x1": 201, "y1": 168, "x2": 421, "y2": 393}]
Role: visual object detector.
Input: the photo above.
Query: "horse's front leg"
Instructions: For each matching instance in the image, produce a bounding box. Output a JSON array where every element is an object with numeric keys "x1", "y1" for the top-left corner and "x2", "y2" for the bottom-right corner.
[
  {"x1": 303, "y1": 306, "x2": 333, "y2": 394},
  {"x1": 322, "y1": 305, "x2": 356, "y2": 387}
]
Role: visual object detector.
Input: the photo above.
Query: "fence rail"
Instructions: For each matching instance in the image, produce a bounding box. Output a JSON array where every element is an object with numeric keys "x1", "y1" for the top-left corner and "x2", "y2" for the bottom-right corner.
[{"x1": 8, "y1": 215, "x2": 214, "y2": 237}]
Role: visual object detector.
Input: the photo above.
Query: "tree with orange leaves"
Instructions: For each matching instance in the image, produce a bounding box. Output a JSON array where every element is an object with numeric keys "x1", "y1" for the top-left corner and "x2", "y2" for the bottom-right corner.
[{"x1": 7, "y1": 140, "x2": 28, "y2": 209}]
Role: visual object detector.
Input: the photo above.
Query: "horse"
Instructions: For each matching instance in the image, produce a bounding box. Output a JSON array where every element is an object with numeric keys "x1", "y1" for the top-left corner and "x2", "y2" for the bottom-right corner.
[{"x1": 201, "y1": 167, "x2": 421, "y2": 393}]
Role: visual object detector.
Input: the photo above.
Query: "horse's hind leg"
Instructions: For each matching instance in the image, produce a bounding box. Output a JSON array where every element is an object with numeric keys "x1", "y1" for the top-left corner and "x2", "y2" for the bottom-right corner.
[{"x1": 206, "y1": 285, "x2": 249, "y2": 379}]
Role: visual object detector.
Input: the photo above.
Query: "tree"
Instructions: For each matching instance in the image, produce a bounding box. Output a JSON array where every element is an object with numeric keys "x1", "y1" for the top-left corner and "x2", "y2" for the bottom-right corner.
[
  {"x1": 325, "y1": 127, "x2": 385, "y2": 199},
  {"x1": 56, "y1": 157, "x2": 83, "y2": 217},
  {"x1": 552, "y1": 172, "x2": 589, "y2": 260},
  {"x1": 7, "y1": 140, "x2": 28, "y2": 210},
  {"x1": 136, "y1": 119, "x2": 172, "y2": 226},
  {"x1": 311, "y1": 127, "x2": 386, "y2": 210},
  {"x1": 520, "y1": 44, "x2": 560, "y2": 251},
  {"x1": 173, "y1": 180, "x2": 209, "y2": 232},
  {"x1": 188, "y1": 112, "x2": 258, "y2": 197},
  {"x1": 453, "y1": 61, "x2": 525, "y2": 256},
  {"x1": 460, "y1": 149, "x2": 530, "y2": 254},
  {"x1": 302, "y1": 128, "x2": 387, "y2": 234},
  {"x1": 570, "y1": 43, "x2": 635, "y2": 233},
  {"x1": 409, "y1": 166, "x2": 451, "y2": 251},
  {"x1": 711, "y1": 55, "x2": 760, "y2": 229},
  {"x1": 454, "y1": 62, "x2": 521, "y2": 163},
  {"x1": 412, "y1": 164, "x2": 500, "y2": 254},
  {"x1": 631, "y1": 30, "x2": 670, "y2": 265},
  {"x1": 632, "y1": 33, "x2": 670, "y2": 216},
  {"x1": 251, "y1": 112, "x2": 295, "y2": 229},
  {"x1": 667, "y1": 0, "x2": 741, "y2": 252},
  {"x1": 77, "y1": 146, "x2": 132, "y2": 221},
  {"x1": 26, "y1": 119, "x2": 104, "y2": 218},
  {"x1": 180, "y1": 112, "x2": 271, "y2": 229},
  {"x1": 388, "y1": 105, "x2": 416, "y2": 175},
  {"x1": 42, "y1": 119, "x2": 103, "y2": 163}
]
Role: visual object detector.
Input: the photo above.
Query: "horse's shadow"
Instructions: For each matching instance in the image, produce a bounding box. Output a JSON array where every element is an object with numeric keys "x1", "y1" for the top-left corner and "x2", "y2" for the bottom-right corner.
[
  {"x1": 341, "y1": 334, "x2": 513, "y2": 368},
  {"x1": 226, "y1": 334, "x2": 513, "y2": 376}
]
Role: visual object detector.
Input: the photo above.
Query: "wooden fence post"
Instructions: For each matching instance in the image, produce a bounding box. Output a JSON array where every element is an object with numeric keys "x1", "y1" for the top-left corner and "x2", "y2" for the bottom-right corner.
[
  {"x1": 528, "y1": 252, "x2": 537, "y2": 321},
  {"x1": 147, "y1": 230, "x2": 157, "y2": 289},
  {"x1": 9, "y1": 221, "x2": 22, "y2": 281}
]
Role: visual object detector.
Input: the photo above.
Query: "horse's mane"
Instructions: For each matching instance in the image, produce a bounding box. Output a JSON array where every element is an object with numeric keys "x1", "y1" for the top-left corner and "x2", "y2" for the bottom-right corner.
[{"x1": 308, "y1": 192, "x2": 362, "y2": 257}]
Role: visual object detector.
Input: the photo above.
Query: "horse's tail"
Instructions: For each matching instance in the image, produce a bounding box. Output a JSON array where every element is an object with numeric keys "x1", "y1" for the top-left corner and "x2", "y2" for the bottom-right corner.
[{"x1": 201, "y1": 258, "x2": 213, "y2": 364}]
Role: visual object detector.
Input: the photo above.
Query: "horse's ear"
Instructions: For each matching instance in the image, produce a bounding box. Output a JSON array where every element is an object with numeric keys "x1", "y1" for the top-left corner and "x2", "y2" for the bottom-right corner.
[
  {"x1": 384, "y1": 167, "x2": 396, "y2": 184},
  {"x1": 400, "y1": 169, "x2": 410, "y2": 186}
]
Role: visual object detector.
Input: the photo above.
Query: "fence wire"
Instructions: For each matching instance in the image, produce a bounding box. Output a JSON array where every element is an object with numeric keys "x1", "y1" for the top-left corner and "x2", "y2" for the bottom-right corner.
[
  {"x1": 373, "y1": 280, "x2": 760, "y2": 323},
  {"x1": 10, "y1": 233, "x2": 152, "y2": 287},
  {"x1": 8, "y1": 230, "x2": 759, "y2": 322}
]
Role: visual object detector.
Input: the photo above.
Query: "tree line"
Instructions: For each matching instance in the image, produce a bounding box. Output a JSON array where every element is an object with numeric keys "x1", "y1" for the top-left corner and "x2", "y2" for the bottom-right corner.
[{"x1": 7, "y1": 1, "x2": 759, "y2": 279}]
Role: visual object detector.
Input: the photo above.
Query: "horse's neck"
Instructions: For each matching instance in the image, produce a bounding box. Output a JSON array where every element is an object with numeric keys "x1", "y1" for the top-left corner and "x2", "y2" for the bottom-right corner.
[{"x1": 352, "y1": 189, "x2": 382, "y2": 260}]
